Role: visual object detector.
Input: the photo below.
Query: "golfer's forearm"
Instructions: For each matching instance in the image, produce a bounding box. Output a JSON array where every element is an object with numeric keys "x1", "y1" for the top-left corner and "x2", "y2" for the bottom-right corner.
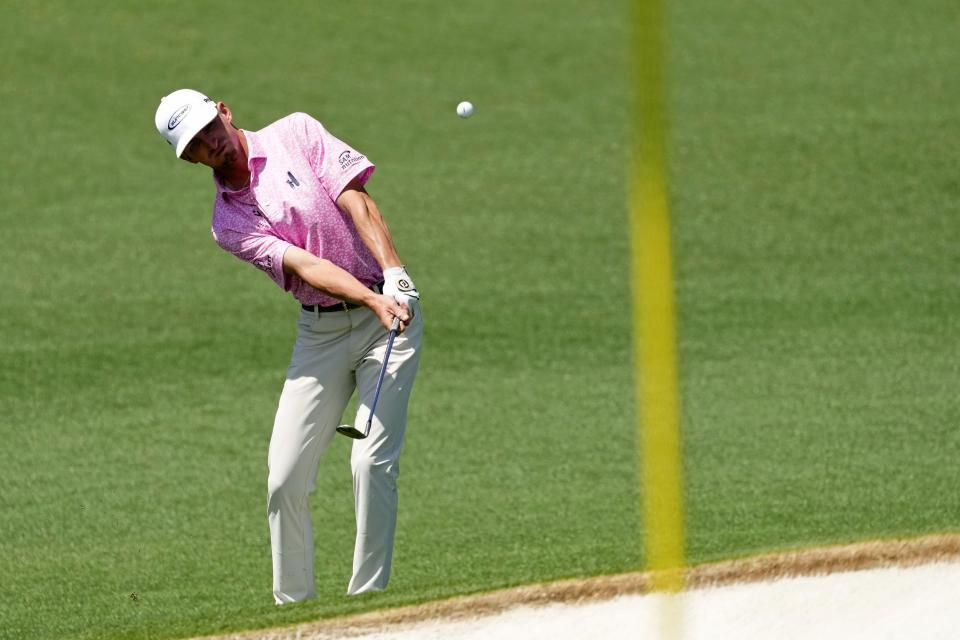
[
  {"x1": 338, "y1": 190, "x2": 403, "y2": 269},
  {"x1": 283, "y1": 248, "x2": 377, "y2": 306},
  {"x1": 356, "y1": 213, "x2": 403, "y2": 270}
]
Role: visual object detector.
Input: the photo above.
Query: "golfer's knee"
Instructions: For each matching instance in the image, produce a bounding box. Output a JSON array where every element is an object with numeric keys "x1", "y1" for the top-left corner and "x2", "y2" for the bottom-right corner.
[
  {"x1": 267, "y1": 470, "x2": 305, "y2": 509},
  {"x1": 351, "y1": 455, "x2": 399, "y2": 484}
]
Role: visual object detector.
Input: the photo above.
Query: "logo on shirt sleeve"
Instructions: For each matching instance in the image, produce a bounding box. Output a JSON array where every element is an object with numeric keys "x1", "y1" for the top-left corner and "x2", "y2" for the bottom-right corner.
[
  {"x1": 338, "y1": 150, "x2": 365, "y2": 171},
  {"x1": 254, "y1": 255, "x2": 273, "y2": 273}
]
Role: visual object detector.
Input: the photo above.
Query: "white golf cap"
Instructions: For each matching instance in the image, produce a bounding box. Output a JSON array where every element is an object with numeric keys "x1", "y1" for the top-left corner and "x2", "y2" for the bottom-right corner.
[{"x1": 154, "y1": 89, "x2": 219, "y2": 158}]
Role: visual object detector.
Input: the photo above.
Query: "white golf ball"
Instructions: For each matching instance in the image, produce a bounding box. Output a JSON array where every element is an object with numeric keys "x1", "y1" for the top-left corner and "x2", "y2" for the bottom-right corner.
[{"x1": 456, "y1": 101, "x2": 474, "y2": 118}]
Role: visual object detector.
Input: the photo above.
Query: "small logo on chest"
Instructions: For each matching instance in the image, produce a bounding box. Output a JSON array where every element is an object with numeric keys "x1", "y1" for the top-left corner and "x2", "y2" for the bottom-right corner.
[{"x1": 286, "y1": 171, "x2": 300, "y2": 188}]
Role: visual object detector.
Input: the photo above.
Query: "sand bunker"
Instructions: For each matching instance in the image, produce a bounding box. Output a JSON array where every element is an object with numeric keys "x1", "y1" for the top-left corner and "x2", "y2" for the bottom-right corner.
[{"x1": 194, "y1": 533, "x2": 960, "y2": 640}]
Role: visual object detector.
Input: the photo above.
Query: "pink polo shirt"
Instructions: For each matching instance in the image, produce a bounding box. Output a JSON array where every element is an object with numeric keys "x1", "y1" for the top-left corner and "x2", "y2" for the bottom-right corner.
[{"x1": 210, "y1": 112, "x2": 380, "y2": 306}]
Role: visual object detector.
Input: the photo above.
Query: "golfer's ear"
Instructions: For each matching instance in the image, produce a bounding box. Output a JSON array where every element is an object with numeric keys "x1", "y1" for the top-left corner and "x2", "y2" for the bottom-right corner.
[{"x1": 219, "y1": 102, "x2": 233, "y2": 125}]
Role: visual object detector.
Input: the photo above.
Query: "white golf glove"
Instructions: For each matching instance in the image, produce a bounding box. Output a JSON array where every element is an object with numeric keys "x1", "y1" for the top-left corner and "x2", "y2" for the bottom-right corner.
[{"x1": 382, "y1": 266, "x2": 420, "y2": 307}]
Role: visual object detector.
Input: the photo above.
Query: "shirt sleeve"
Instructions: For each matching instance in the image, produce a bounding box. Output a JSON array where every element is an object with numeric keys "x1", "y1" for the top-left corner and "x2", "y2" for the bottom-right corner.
[
  {"x1": 296, "y1": 113, "x2": 376, "y2": 200},
  {"x1": 211, "y1": 221, "x2": 294, "y2": 292}
]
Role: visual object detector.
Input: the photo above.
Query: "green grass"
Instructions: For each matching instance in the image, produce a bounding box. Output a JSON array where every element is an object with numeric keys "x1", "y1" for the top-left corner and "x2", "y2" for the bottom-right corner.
[
  {"x1": 1, "y1": 0, "x2": 958, "y2": 638},
  {"x1": 670, "y1": 0, "x2": 960, "y2": 560}
]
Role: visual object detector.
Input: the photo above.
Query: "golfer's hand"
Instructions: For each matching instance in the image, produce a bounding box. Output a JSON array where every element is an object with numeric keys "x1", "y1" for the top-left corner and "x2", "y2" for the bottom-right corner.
[
  {"x1": 369, "y1": 294, "x2": 411, "y2": 333},
  {"x1": 383, "y1": 267, "x2": 420, "y2": 309}
]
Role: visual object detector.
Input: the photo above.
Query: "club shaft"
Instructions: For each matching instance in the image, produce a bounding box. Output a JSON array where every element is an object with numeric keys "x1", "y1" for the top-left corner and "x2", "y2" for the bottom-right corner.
[{"x1": 365, "y1": 318, "x2": 400, "y2": 436}]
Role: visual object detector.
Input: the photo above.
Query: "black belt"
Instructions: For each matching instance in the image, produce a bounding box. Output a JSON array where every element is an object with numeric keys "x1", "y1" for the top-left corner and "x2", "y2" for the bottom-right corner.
[
  {"x1": 301, "y1": 281, "x2": 383, "y2": 314},
  {"x1": 301, "y1": 301, "x2": 361, "y2": 313}
]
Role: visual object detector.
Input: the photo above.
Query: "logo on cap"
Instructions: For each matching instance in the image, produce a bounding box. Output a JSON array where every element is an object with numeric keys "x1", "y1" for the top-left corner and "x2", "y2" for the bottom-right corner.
[{"x1": 168, "y1": 105, "x2": 192, "y2": 130}]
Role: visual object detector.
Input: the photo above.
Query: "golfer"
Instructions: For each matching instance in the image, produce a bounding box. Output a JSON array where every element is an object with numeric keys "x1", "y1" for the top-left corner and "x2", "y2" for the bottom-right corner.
[{"x1": 154, "y1": 89, "x2": 423, "y2": 604}]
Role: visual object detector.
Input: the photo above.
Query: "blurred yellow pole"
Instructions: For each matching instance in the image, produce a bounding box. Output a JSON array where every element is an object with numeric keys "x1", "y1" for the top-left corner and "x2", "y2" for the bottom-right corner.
[{"x1": 630, "y1": 0, "x2": 686, "y2": 607}]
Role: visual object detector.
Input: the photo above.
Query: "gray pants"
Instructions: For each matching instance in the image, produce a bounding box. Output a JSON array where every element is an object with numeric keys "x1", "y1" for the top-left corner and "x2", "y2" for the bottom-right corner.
[{"x1": 267, "y1": 305, "x2": 422, "y2": 604}]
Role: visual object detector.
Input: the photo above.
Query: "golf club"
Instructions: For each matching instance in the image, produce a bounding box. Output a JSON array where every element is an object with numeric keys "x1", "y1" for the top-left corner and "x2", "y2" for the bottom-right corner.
[{"x1": 336, "y1": 316, "x2": 401, "y2": 440}]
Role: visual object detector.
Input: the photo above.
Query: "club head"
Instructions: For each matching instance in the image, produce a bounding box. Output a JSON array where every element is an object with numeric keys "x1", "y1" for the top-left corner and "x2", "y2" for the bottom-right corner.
[{"x1": 336, "y1": 424, "x2": 368, "y2": 439}]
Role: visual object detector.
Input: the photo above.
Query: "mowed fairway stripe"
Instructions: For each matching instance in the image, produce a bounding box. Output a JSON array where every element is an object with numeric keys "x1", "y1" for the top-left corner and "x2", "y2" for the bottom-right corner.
[{"x1": 629, "y1": 0, "x2": 685, "y2": 595}]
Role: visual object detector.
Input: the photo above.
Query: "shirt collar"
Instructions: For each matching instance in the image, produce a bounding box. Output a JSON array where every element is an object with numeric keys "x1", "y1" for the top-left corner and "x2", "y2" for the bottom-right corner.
[
  {"x1": 245, "y1": 128, "x2": 267, "y2": 165},
  {"x1": 216, "y1": 129, "x2": 267, "y2": 198}
]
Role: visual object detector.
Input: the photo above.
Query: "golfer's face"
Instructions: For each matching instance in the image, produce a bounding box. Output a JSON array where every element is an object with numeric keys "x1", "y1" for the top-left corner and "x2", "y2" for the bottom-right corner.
[{"x1": 181, "y1": 115, "x2": 235, "y2": 168}]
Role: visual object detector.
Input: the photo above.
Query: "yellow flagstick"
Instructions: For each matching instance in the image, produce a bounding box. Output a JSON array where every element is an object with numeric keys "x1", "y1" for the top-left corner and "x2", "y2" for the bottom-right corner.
[{"x1": 630, "y1": 0, "x2": 686, "y2": 602}]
